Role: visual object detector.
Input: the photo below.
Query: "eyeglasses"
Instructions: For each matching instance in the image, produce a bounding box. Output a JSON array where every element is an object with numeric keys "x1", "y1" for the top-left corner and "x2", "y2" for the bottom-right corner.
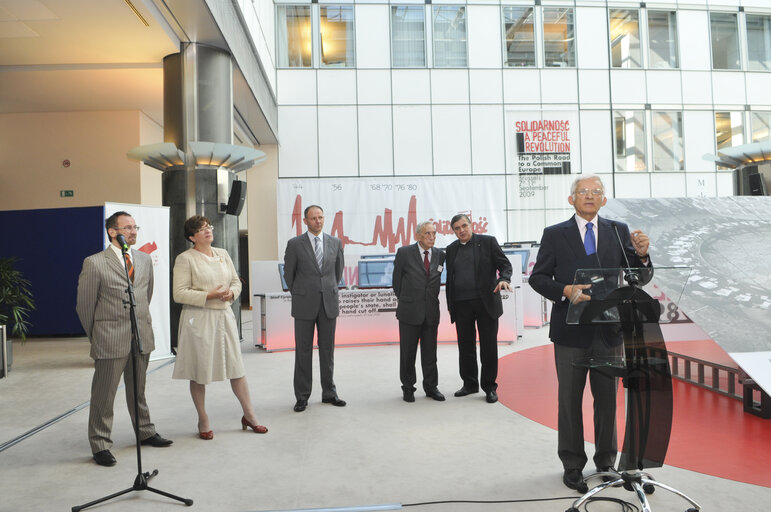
[
  {"x1": 196, "y1": 225, "x2": 214, "y2": 234},
  {"x1": 114, "y1": 226, "x2": 140, "y2": 232},
  {"x1": 576, "y1": 188, "x2": 604, "y2": 197}
]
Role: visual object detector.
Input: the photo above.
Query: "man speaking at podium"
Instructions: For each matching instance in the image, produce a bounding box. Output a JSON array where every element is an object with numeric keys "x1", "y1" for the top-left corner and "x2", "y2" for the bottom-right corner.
[{"x1": 529, "y1": 175, "x2": 650, "y2": 491}]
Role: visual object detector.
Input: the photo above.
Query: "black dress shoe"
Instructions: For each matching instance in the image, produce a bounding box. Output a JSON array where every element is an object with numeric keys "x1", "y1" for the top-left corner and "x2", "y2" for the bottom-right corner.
[
  {"x1": 563, "y1": 469, "x2": 587, "y2": 492},
  {"x1": 93, "y1": 450, "x2": 117, "y2": 467},
  {"x1": 485, "y1": 390, "x2": 498, "y2": 403},
  {"x1": 403, "y1": 390, "x2": 415, "y2": 402},
  {"x1": 596, "y1": 466, "x2": 615, "y2": 482},
  {"x1": 294, "y1": 399, "x2": 308, "y2": 412},
  {"x1": 140, "y1": 433, "x2": 173, "y2": 447},
  {"x1": 425, "y1": 389, "x2": 445, "y2": 401},
  {"x1": 322, "y1": 396, "x2": 346, "y2": 407},
  {"x1": 453, "y1": 386, "x2": 479, "y2": 397}
]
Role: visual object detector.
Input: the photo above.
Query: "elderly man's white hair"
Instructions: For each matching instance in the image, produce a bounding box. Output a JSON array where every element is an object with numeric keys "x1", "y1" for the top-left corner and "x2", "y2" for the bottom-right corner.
[
  {"x1": 415, "y1": 221, "x2": 435, "y2": 236},
  {"x1": 570, "y1": 174, "x2": 605, "y2": 197}
]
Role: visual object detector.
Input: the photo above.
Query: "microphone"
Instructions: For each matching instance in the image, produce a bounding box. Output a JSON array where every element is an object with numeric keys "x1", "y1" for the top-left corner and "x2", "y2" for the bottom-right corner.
[
  {"x1": 611, "y1": 222, "x2": 639, "y2": 286},
  {"x1": 116, "y1": 234, "x2": 129, "y2": 252}
]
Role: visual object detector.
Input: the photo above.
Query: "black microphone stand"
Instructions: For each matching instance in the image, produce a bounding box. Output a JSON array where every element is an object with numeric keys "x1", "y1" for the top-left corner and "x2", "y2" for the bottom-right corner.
[{"x1": 72, "y1": 243, "x2": 192, "y2": 511}]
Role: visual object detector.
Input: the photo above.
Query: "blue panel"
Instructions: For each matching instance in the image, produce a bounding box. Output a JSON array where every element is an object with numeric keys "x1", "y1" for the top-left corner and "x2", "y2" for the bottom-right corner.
[{"x1": 0, "y1": 206, "x2": 105, "y2": 336}]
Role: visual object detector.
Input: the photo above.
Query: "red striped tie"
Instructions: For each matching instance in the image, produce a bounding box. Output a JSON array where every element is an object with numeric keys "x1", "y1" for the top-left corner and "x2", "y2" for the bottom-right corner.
[{"x1": 124, "y1": 253, "x2": 134, "y2": 282}]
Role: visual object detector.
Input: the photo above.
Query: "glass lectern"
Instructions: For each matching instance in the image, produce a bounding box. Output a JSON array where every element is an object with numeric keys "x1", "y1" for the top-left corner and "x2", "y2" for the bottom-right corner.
[{"x1": 564, "y1": 266, "x2": 701, "y2": 512}]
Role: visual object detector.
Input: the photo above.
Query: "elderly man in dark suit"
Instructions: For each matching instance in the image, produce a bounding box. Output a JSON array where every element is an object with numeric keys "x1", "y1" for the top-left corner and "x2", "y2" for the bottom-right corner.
[
  {"x1": 529, "y1": 174, "x2": 651, "y2": 491},
  {"x1": 76, "y1": 211, "x2": 172, "y2": 467},
  {"x1": 392, "y1": 221, "x2": 446, "y2": 403},
  {"x1": 284, "y1": 205, "x2": 346, "y2": 412},
  {"x1": 445, "y1": 214, "x2": 512, "y2": 404}
]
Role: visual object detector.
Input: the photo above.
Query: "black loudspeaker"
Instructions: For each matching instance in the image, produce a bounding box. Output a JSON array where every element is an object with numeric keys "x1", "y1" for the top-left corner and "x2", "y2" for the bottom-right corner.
[
  {"x1": 748, "y1": 172, "x2": 768, "y2": 196},
  {"x1": 225, "y1": 180, "x2": 247, "y2": 215}
]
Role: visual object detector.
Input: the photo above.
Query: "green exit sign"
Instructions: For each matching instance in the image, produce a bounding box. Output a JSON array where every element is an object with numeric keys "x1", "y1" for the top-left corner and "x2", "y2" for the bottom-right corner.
[{"x1": 60, "y1": 190, "x2": 74, "y2": 198}]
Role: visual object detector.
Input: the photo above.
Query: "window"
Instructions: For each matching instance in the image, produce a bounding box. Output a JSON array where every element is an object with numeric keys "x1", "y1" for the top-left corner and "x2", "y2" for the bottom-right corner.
[
  {"x1": 751, "y1": 112, "x2": 771, "y2": 143},
  {"x1": 746, "y1": 14, "x2": 771, "y2": 71},
  {"x1": 710, "y1": 13, "x2": 740, "y2": 70},
  {"x1": 503, "y1": 7, "x2": 535, "y2": 67},
  {"x1": 392, "y1": 6, "x2": 426, "y2": 67},
  {"x1": 715, "y1": 112, "x2": 744, "y2": 151},
  {"x1": 648, "y1": 11, "x2": 679, "y2": 69},
  {"x1": 543, "y1": 8, "x2": 575, "y2": 67},
  {"x1": 652, "y1": 112, "x2": 684, "y2": 171},
  {"x1": 277, "y1": 6, "x2": 312, "y2": 68},
  {"x1": 433, "y1": 6, "x2": 467, "y2": 67},
  {"x1": 610, "y1": 10, "x2": 641, "y2": 68},
  {"x1": 320, "y1": 6, "x2": 354, "y2": 67},
  {"x1": 614, "y1": 111, "x2": 646, "y2": 171}
]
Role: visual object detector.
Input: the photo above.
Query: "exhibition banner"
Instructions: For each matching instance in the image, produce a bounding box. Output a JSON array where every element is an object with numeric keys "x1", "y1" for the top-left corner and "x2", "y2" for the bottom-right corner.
[
  {"x1": 277, "y1": 176, "x2": 507, "y2": 259},
  {"x1": 104, "y1": 203, "x2": 171, "y2": 360}
]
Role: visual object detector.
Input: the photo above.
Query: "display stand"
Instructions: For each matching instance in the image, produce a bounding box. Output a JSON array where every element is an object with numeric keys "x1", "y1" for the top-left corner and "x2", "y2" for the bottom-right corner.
[{"x1": 564, "y1": 267, "x2": 701, "y2": 512}]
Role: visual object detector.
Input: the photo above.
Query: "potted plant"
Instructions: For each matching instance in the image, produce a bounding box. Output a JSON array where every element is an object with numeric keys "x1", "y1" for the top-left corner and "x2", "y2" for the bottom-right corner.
[{"x1": 0, "y1": 257, "x2": 35, "y2": 377}]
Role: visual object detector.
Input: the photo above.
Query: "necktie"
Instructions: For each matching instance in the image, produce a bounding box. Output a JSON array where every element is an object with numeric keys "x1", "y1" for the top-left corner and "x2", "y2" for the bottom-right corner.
[
  {"x1": 314, "y1": 236, "x2": 323, "y2": 269},
  {"x1": 423, "y1": 250, "x2": 430, "y2": 277},
  {"x1": 124, "y1": 253, "x2": 134, "y2": 282},
  {"x1": 584, "y1": 222, "x2": 596, "y2": 256}
]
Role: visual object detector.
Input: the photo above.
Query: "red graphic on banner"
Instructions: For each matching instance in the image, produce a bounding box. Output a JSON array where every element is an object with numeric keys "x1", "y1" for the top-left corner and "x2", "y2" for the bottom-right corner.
[
  {"x1": 290, "y1": 194, "x2": 488, "y2": 252},
  {"x1": 137, "y1": 242, "x2": 157, "y2": 254}
]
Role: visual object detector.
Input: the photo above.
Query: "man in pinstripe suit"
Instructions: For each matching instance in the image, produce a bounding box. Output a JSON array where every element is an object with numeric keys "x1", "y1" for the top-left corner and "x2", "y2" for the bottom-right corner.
[{"x1": 76, "y1": 211, "x2": 172, "y2": 467}]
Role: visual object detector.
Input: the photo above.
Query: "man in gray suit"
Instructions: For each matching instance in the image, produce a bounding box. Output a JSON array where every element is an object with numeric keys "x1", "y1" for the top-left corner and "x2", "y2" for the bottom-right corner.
[
  {"x1": 76, "y1": 211, "x2": 172, "y2": 467},
  {"x1": 283, "y1": 205, "x2": 346, "y2": 412},
  {"x1": 392, "y1": 221, "x2": 446, "y2": 402}
]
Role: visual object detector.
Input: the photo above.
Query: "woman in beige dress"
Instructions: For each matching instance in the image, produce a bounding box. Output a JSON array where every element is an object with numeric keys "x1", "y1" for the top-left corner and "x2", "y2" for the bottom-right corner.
[{"x1": 172, "y1": 215, "x2": 267, "y2": 439}]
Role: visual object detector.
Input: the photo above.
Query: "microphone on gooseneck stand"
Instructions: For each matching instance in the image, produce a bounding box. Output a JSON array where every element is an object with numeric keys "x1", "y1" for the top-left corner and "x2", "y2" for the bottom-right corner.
[
  {"x1": 116, "y1": 234, "x2": 129, "y2": 253},
  {"x1": 611, "y1": 222, "x2": 639, "y2": 286}
]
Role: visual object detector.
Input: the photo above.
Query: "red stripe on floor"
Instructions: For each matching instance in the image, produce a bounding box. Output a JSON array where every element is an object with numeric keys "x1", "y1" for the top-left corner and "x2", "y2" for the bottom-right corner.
[{"x1": 498, "y1": 344, "x2": 771, "y2": 487}]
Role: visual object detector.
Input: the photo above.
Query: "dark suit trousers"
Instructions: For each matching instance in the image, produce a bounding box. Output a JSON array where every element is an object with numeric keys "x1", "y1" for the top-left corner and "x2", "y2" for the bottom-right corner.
[
  {"x1": 399, "y1": 321, "x2": 439, "y2": 393},
  {"x1": 294, "y1": 298, "x2": 337, "y2": 401},
  {"x1": 89, "y1": 352, "x2": 156, "y2": 453},
  {"x1": 553, "y1": 340, "x2": 621, "y2": 471},
  {"x1": 453, "y1": 298, "x2": 498, "y2": 392}
]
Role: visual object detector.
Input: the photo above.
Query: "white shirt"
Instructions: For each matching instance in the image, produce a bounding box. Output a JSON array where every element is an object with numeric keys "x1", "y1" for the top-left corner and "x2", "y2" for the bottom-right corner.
[
  {"x1": 417, "y1": 244, "x2": 432, "y2": 259},
  {"x1": 109, "y1": 242, "x2": 131, "y2": 264},
  {"x1": 306, "y1": 231, "x2": 323, "y2": 258},
  {"x1": 574, "y1": 214, "x2": 598, "y2": 247}
]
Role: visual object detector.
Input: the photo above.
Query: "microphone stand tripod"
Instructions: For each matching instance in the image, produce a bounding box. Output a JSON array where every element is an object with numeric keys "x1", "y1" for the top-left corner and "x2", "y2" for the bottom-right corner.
[{"x1": 72, "y1": 244, "x2": 192, "y2": 511}]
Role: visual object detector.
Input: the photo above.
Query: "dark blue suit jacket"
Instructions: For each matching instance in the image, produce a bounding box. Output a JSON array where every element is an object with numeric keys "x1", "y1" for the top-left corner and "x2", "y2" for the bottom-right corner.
[{"x1": 529, "y1": 216, "x2": 649, "y2": 348}]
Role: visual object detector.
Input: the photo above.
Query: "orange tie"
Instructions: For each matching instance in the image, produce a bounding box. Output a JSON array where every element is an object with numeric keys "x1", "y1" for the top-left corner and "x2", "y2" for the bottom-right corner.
[{"x1": 124, "y1": 253, "x2": 134, "y2": 282}]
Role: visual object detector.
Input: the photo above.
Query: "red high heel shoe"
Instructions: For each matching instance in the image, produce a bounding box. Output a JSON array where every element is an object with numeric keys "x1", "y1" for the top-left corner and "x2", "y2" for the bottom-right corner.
[
  {"x1": 198, "y1": 430, "x2": 214, "y2": 440},
  {"x1": 241, "y1": 416, "x2": 268, "y2": 434}
]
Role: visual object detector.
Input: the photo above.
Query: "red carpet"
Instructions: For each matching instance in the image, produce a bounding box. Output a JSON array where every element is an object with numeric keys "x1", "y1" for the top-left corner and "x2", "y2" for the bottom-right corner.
[{"x1": 498, "y1": 344, "x2": 771, "y2": 488}]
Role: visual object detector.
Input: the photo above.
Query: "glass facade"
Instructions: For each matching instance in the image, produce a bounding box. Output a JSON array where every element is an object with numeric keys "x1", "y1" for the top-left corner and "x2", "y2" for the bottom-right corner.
[
  {"x1": 543, "y1": 8, "x2": 575, "y2": 67},
  {"x1": 614, "y1": 110, "x2": 646, "y2": 172},
  {"x1": 648, "y1": 11, "x2": 679, "y2": 69},
  {"x1": 652, "y1": 112, "x2": 684, "y2": 171},
  {"x1": 610, "y1": 10, "x2": 641, "y2": 68},
  {"x1": 277, "y1": 5, "x2": 312, "y2": 68},
  {"x1": 746, "y1": 14, "x2": 771, "y2": 71},
  {"x1": 320, "y1": 6, "x2": 355, "y2": 68},
  {"x1": 433, "y1": 6, "x2": 467, "y2": 68},
  {"x1": 503, "y1": 7, "x2": 535, "y2": 67},
  {"x1": 751, "y1": 112, "x2": 771, "y2": 143},
  {"x1": 711, "y1": 13, "x2": 740, "y2": 70},
  {"x1": 715, "y1": 112, "x2": 744, "y2": 151},
  {"x1": 392, "y1": 6, "x2": 426, "y2": 67}
]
